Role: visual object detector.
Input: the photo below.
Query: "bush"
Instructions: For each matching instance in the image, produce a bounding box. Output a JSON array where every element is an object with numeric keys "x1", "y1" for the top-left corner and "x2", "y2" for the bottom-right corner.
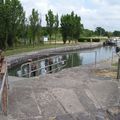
[
  {"x1": 78, "y1": 37, "x2": 91, "y2": 42},
  {"x1": 78, "y1": 37, "x2": 100, "y2": 42},
  {"x1": 92, "y1": 38, "x2": 100, "y2": 42}
]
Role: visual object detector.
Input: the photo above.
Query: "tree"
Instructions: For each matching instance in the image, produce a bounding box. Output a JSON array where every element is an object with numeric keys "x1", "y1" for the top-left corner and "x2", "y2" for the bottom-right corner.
[
  {"x1": 29, "y1": 9, "x2": 40, "y2": 46},
  {"x1": 36, "y1": 15, "x2": 42, "y2": 44},
  {"x1": 9, "y1": 0, "x2": 24, "y2": 47},
  {"x1": 113, "y1": 31, "x2": 120, "y2": 37},
  {"x1": 45, "y1": 9, "x2": 55, "y2": 43},
  {"x1": 17, "y1": 12, "x2": 28, "y2": 45},
  {"x1": 0, "y1": 0, "x2": 25, "y2": 49},
  {"x1": 60, "y1": 11, "x2": 83, "y2": 44},
  {"x1": 60, "y1": 14, "x2": 69, "y2": 44},
  {"x1": 0, "y1": 0, "x2": 5, "y2": 48},
  {"x1": 73, "y1": 14, "x2": 83, "y2": 43},
  {"x1": 81, "y1": 29, "x2": 94, "y2": 37},
  {"x1": 54, "y1": 14, "x2": 59, "y2": 44},
  {"x1": 95, "y1": 27, "x2": 106, "y2": 36}
]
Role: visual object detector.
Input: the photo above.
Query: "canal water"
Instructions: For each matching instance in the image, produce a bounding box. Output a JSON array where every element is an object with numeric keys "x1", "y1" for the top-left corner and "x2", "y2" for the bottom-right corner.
[{"x1": 8, "y1": 46, "x2": 116, "y2": 77}]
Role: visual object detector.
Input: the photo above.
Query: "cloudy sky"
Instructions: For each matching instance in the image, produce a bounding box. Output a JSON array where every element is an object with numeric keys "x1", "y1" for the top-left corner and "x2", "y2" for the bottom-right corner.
[{"x1": 20, "y1": 0, "x2": 120, "y2": 31}]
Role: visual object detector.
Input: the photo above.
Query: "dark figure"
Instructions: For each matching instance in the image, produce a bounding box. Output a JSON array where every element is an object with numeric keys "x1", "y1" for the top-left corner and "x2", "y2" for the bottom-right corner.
[
  {"x1": 31, "y1": 64, "x2": 37, "y2": 76},
  {"x1": 116, "y1": 46, "x2": 120, "y2": 53},
  {"x1": 49, "y1": 58, "x2": 53, "y2": 73}
]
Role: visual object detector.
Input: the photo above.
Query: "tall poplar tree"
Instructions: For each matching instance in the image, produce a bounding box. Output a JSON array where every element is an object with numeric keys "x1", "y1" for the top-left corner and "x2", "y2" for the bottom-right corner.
[
  {"x1": 29, "y1": 9, "x2": 39, "y2": 46},
  {"x1": 45, "y1": 9, "x2": 55, "y2": 43},
  {"x1": 54, "y1": 14, "x2": 59, "y2": 44},
  {"x1": 61, "y1": 11, "x2": 83, "y2": 44}
]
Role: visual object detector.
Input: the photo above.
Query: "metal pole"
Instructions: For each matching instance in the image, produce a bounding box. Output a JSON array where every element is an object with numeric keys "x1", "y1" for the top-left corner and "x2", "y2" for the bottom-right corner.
[
  {"x1": 117, "y1": 58, "x2": 120, "y2": 80},
  {"x1": 95, "y1": 51, "x2": 97, "y2": 68},
  {"x1": 72, "y1": 54, "x2": 73, "y2": 67},
  {"x1": 90, "y1": 38, "x2": 92, "y2": 49},
  {"x1": 29, "y1": 63, "x2": 31, "y2": 78},
  {"x1": 37, "y1": 61, "x2": 39, "y2": 76},
  {"x1": 111, "y1": 52, "x2": 113, "y2": 65}
]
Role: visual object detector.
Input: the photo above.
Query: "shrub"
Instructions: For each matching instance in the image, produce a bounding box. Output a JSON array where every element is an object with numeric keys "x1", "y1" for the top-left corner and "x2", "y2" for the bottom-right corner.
[
  {"x1": 92, "y1": 38, "x2": 100, "y2": 42},
  {"x1": 78, "y1": 37, "x2": 100, "y2": 42},
  {"x1": 78, "y1": 37, "x2": 91, "y2": 42}
]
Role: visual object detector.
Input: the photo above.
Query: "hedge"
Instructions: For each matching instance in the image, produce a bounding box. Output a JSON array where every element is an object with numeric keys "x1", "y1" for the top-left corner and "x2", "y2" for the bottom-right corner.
[{"x1": 78, "y1": 37, "x2": 100, "y2": 42}]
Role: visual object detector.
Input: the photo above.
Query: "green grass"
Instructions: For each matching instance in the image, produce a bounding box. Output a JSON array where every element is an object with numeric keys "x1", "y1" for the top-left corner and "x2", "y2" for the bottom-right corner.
[
  {"x1": 5, "y1": 44, "x2": 60, "y2": 56},
  {"x1": 5, "y1": 42, "x2": 78, "y2": 56},
  {"x1": 4, "y1": 37, "x2": 102, "y2": 56}
]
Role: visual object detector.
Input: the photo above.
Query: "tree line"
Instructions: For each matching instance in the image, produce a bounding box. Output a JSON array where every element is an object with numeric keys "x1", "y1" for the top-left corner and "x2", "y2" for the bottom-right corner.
[
  {"x1": 0, "y1": 0, "x2": 83, "y2": 49},
  {"x1": 81, "y1": 27, "x2": 120, "y2": 38},
  {"x1": 0, "y1": 0, "x2": 120, "y2": 50}
]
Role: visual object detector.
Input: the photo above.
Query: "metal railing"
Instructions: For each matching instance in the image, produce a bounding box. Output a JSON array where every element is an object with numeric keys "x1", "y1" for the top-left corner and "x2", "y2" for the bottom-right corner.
[
  {"x1": 20, "y1": 56, "x2": 67, "y2": 78},
  {"x1": 0, "y1": 61, "x2": 8, "y2": 115}
]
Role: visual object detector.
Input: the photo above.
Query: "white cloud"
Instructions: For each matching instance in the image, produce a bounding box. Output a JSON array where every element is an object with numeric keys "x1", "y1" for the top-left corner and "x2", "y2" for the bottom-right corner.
[{"x1": 20, "y1": 0, "x2": 120, "y2": 31}]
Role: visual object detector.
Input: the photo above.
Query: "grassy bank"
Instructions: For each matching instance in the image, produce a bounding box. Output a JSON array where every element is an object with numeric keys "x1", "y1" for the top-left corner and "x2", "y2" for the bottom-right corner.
[
  {"x1": 5, "y1": 44, "x2": 61, "y2": 56},
  {"x1": 5, "y1": 38, "x2": 103, "y2": 56},
  {"x1": 5, "y1": 42, "x2": 78, "y2": 56}
]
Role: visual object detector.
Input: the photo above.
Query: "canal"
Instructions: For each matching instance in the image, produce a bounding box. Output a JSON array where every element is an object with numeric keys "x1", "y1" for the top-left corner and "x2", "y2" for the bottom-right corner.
[{"x1": 8, "y1": 46, "x2": 116, "y2": 77}]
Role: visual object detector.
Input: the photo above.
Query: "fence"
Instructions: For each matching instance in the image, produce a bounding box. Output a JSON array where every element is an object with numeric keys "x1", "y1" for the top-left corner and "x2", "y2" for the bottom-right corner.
[
  {"x1": 0, "y1": 60, "x2": 8, "y2": 115},
  {"x1": 20, "y1": 56, "x2": 67, "y2": 78}
]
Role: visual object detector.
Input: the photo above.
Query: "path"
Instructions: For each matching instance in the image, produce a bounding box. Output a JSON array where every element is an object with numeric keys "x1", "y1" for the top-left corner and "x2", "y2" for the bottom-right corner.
[
  {"x1": 1, "y1": 42, "x2": 120, "y2": 120},
  {"x1": 1, "y1": 59, "x2": 120, "y2": 120}
]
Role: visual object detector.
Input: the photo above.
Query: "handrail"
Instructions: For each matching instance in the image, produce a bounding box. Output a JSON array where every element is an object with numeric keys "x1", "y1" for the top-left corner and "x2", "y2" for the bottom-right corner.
[
  {"x1": 20, "y1": 56, "x2": 67, "y2": 78},
  {"x1": 21, "y1": 55, "x2": 62, "y2": 69},
  {"x1": 0, "y1": 61, "x2": 8, "y2": 115},
  {"x1": 28, "y1": 60, "x2": 67, "y2": 76},
  {"x1": 0, "y1": 62, "x2": 7, "y2": 95}
]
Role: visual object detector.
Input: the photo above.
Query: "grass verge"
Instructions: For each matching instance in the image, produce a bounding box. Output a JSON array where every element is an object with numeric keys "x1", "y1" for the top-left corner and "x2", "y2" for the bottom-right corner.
[{"x1": 5, "y1": 43, "x2": 78, "y2": 56}]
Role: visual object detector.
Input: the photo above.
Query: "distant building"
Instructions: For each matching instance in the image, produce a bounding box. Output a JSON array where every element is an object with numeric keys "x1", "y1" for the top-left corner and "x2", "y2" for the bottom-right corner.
[{"x1": 43, "y1": 36, "x2": 48, "y2": 42}]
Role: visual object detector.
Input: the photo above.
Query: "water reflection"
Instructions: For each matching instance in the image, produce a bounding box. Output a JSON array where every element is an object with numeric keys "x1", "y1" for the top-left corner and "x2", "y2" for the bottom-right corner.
[
  {"x1": 19, "y1": 55, "x2": 67, "y2": 77},
  {"x1": 64, "y1": 46, "x2": 115, "y2": 67},
  {"x1": 63, "y1": 53, "x2": 83, "y2": 68}
]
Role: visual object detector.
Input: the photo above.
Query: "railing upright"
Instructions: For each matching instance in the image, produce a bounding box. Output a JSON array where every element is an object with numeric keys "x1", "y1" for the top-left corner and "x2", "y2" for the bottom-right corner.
[{"x1": 0, "y1": 51, "x2": 8, "y2": 115}]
